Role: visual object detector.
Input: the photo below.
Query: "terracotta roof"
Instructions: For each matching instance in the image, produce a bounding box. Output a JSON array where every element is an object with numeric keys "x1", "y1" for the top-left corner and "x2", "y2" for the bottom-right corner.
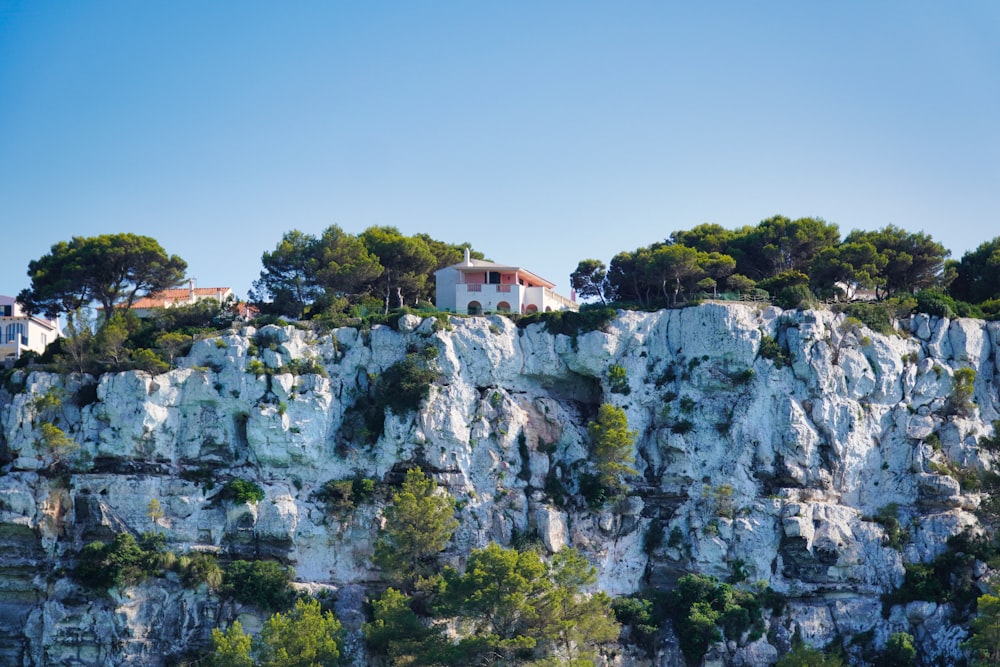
[{"x1": 131, "y1": 287, "x2": 233, "y2": 310}]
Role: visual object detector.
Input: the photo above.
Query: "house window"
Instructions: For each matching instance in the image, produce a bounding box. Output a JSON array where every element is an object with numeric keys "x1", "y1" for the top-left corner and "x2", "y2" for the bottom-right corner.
[
  {"x1": 496, "y1": 301, "x2": 511, "y2": 313},
  {"x1": 467, "y1": 301, "x2": 482, "y2": 316},
  {"x1": 525, "y1": 304, "x2": 538, "y2": 313},
  {"x1": 0, "y1": 305, "x2": 11, "y2": 316},
  {"x1": 6, "y1": 322, "x2": 26, "y2": 344},
  {"x1": 488, "y1": 271, "x2": 501, "y2": 285}
]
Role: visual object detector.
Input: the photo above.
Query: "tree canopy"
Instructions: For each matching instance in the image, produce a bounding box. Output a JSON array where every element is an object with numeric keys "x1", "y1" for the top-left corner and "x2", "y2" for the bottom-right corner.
[
  {"x1": 373, "y1": 467, "x2": 458, "y2": 591},
  {"x1": 18, "y1": 233, "x2": 187, "y2": 320},
  {"x1": 588, "y1": 403, "x2": 638, "y2": 498},
  {"x1": 360, "y1": 543, "x2": 620, "y2": 667},
  {"x1": 574, "y1": 215, "x2": 977, "y2": 314},
  {"x1": 209, "y1": 598, "x2": 343, "y2": 667},
  {"x1": 252, "y1": 225, "x2": 480, "y2": 318}
]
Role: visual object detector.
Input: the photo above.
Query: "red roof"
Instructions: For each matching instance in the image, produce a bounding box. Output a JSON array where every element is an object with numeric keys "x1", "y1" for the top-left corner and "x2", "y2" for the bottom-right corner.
[{"x1": 131, "y1": 287, "x2": 233, "y2": 310}]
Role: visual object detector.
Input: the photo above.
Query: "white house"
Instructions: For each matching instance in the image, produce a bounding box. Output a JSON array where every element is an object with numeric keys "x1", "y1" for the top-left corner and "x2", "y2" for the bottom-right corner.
[
  {"x1": 0, "y1": 294, "x2": 61, "y2": 362},
  {"x1": 130, "y1": 280, "x2": 235, "y2": 318},
  {"x1": 435, "y1": 249, "x2": 577, "y2": 315}
]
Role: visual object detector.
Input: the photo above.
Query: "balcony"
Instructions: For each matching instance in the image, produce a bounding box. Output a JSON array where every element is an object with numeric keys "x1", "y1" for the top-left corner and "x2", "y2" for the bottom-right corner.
[{"x1": 459, "y1": 283, "x2": 517, "y2": 295}]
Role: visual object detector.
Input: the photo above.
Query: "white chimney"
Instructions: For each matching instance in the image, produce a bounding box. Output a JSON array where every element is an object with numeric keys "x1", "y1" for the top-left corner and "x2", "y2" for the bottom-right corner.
[{"x1": 463, "y1": 247, "x2": 472, "y2": 265}]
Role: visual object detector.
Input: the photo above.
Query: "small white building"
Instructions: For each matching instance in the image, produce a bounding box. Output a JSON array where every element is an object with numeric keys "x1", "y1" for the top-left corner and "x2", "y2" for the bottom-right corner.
[
  {"x1": 0, "y1": 294, "x2": 61, "y2": 362},
  {"x1": 435, "y1": 249, "x2": 577, "y2": 315}
]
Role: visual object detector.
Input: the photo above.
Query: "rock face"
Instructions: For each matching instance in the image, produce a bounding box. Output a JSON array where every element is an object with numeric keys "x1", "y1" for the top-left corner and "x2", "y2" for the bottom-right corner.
[{"x1": 1, "y1": 303, "x2": 999, "y2": 665}]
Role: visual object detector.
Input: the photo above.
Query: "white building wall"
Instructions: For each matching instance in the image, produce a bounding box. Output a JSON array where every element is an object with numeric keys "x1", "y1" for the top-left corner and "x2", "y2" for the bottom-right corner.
[
  {"x1": 456, "y1": 284, "x2": 525, "y2": 314},
  {"x1": 434, "y1": 268, "x2": 460, "y2": 312}
]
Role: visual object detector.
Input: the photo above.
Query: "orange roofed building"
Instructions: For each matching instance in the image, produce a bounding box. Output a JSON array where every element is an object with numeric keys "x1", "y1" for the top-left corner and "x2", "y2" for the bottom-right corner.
[
  {"x1": 434, "y1": 249, "x2": 577, "y2": 315},
  {"x1": 130, "y1": 280, "x2": 235, "y2": 318}
]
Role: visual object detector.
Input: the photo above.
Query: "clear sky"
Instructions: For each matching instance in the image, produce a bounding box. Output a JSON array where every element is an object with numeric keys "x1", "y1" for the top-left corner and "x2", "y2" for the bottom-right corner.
[{"x1": 1, "y1": 2, "x2": 998, "y2": 301}]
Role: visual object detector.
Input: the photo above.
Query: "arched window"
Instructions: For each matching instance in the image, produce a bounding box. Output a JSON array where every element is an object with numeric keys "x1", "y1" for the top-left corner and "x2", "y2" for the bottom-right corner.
[
  {"x1": 467, "y1": 301, "x2": 482, "y2": 315},
  {"x1": 525, "y1": 304, "x2": 538, "y2": 313},
  {"x1": 496, "y1": 301, "x2": 511, "y2": 313}
]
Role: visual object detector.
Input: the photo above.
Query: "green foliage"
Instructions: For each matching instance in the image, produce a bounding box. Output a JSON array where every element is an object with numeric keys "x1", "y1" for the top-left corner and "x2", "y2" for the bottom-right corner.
[
  {"x1": 221, "y1": 478, "x2": 265, "y2": 504},
  {"x1": 36, "y1": 421, "x2": 79, "y2": 466},
  {"x1": 587, "y1": 403, "x2": 638, "y2": 500},
  {"x1": 979, "y1": 422, "x2": 1000, "y2": 452},
  {"x1": 18, "y1": 232, "x2": 187, "y2": 320},
  {"x1": 965, "y1": 594, "x2": 1000, "y2": 666},
  {"x1": 374, "y1": 468, "x2": 458, "y2": 590},
  {"x1": 871, "y1": 503, "x2": 909, "y2": 550},
  {"x1": 251, "y1": 225, "x2": 479, "y2": 318},
  {"x1": 844, "y1": 225, "x2": 948, "y2": 298},
  {"x1": 882, "y1": 632, "x2": 916, "y2": 667},
  {"x1": 155, "y1": 331, "x2": 192, "y2": 364},
  {"x1": 836, "y1": 302, "x2": 895, "y2": 336},
  {"x1": 757, "y1": 334, "x2": 788, "y2": 368},
  {"x1": 612, "y1": 594, "x2": 662, "y2": 655},
  {"x1": 949, "y1": 236, "x2": 1000, "y2": 304},
  {"x1": 364, "y1": 587, "x2": 445, "y2": 665},
  {"x1": 316, "y1": 477, "x2": 377, "y2": 513},
  {"x1": 31, "y1": 387, "x2": 64, "y2": 417},
  {"x1": 515, "y1": 305, "x2": 617, "y2": 339},
  {"x1": 378, "y1": 354, "x2": 438, "y2": 416},
  {"x1": 209, "y1": 621, "x2": 254, "y2": 667},
  {"x1": 882, "y1": 543, "x2": 983, "y2": 614},
  {"x1": 177, "y1": 551, "x2": 224, "y2": 590},
  {"x1": 435, "y1": 543, "x2": 619, "y2": 666},
  {"x1": 607, "y1": 364, "x2": 630, "y2": 395},
  {"x1": 74, "y1": 531, "x2": 165, "y2": 591},
  {"x1": 570, "y1": 259, "x2": 612, "y2": 304},
  {"x1": 210, "y1": 599, "x2": 343, "y2": 667},
  {"x1": 257, "y1": 598, "x2": 343, "y2": 667},
  {"x1": 758, "y1": 271, "x2": 813, "y2": 310},
  {"x1": 947, "y1": 367, "x2": 977, "y2": 417},
  {"x1": 775, "y1": 641, "x2": 844, "y2": 667},
  {"x1": 223, "y1": 560, "x2": 296, "y2": 612},
  {"x1": 667, "y1": 574, "x2": 767, "y2": 664}
]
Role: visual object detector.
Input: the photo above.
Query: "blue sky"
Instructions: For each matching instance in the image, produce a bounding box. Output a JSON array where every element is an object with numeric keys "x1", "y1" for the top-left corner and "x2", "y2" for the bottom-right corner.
[{"x1": 1, "y1": 2, "x2": 998, "y2": 301}]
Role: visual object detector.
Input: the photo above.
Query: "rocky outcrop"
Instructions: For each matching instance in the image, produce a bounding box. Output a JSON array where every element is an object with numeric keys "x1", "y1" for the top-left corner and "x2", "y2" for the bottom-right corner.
[{"x1": 1, "y1": 303, "x2": 999, "y2": 665}]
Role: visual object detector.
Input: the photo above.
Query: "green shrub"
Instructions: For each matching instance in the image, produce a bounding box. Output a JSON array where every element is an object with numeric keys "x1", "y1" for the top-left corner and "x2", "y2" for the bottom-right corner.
[
  {"x1": 280, "y1": 357, "x2": 328, "y2": 377},
  {"x1": 377, "y1": 354, "x2": 438, "y2": 416},
  {"x1": 223, "y1": 559, "x2": 296, "y2": 612},
  {"x1": 222, "y1": 478, "x2": 265, "y2": 504},
  {"x1": 607, "y1": 364, "x2": 630, "y2": 395},
  {"x1": 776, "y1": 641, "x2": 844, "y2": 667},
  {"x1": 671, "y1": 419, "x2": 694, "y2": 434},
  {"x1": 946, "y1": 367, "x2": 977, "y2": 417},
  {"x1": 871, "y1": 503, "x2": 909, "y2": 550},
  {"x1": 514, "y1": 305, "x2": 616, "y2": 339},
  {"x1": 612, "y1": 594, "x2": 662, "y2": 656},
  {"x1": 979, "y1": 422, "x2": 1000, "y2": 452},
  {"x1": 915, "y1": 289, "x2": 958, "y2": 319},
  {"x1": 837, "y1": 302, "x2": 894, "y2": 336},
  {"x1": 177, "y1": 551, "x2": 224, "y2": 590},
  {"x1": 881, "y1": 632, "x2": 916, "y2": 667},
  {"x1": 316, "y1": 477, "x2": 376, "y2": 513},
  {"x1": 246, "y1": 359, "x2": 267, "y2": 375},
  {"x1": 758, "y1": 334, "x2": 789, "y2": 368},
  {"x1": 667, "y1": 574, "x2": 767, "y2": 663},
  {"x1": 74, "y1": 531, "x2": 165, "y2": 591},
  {"x1": 643, "y1": 522, "x2": 665, "y2": 555}
]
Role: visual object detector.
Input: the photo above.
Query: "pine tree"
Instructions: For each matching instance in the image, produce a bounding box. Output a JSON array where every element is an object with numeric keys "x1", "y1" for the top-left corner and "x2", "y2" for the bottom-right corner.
[{"x1": 374, "y1": 467, "x2": 458, "y2": 591}]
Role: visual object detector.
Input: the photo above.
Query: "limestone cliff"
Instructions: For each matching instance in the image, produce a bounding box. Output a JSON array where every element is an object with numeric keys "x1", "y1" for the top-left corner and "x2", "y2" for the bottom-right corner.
[{"x1": 1, "y1": 303, "x2": 998, "y2": 665}]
